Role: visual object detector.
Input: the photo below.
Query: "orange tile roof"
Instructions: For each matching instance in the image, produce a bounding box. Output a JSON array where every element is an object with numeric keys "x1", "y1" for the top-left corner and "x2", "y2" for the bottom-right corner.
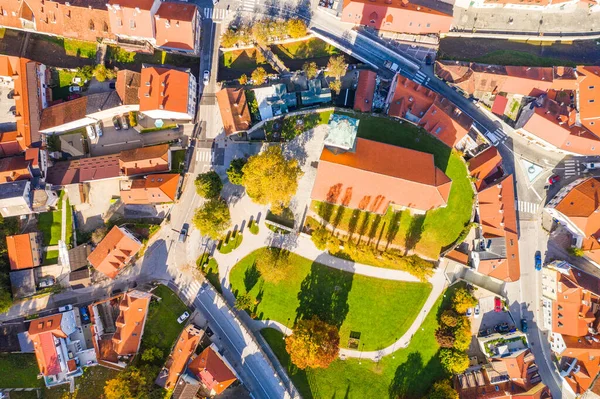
[
  {"x1": 163, "y1": 325, "x2": 203, "y2": 389},
  {"x1": 354, "y1": 70, "x2": 377, "y2": 112},
  {"x1": 155, "y1": 2, "x2": 198, "y2": 51},
  {"x1": 468, "y1": 147, "x2": 503, "y2": 190},
  {"x1": 0, "y1": 131, "x2": 26, "y2": 157},
  {"x1": 554, "y1": 177, "x2": 600, "y2": 237},
  {"x1": 107, "y1": 0, "x2": 155, "y2": 41},
  {"x1": 476, "y1": 174, "x2": 520, "y2": 282},
  {"x1": 577, "y1": 66, "x2": 600, "y2": 137},
  {"x1": 419, "y1": 97, "x2": 473, "y2": 148},
  {"x1": 0, "y1": 156, "x2": 32, "y2": 183},
  {"x1": 87, "y1": 226, "x2": 142, "y2": 279},
  {"x1": 39, "y1": 97, "x2": 88, "y2": 131},
  {"x1": 389, "y1": 75, "x2": 437, "y2": 119},
  {"x1": 6, "y1": 233, "x2": 41, "y2": 270},
  {"x1": 116, "y1": 70, "x2": 141, "y2": 105},
  {"x1": 119, "y1": 144, "x2": 170, "y2": 176},
  {"x1": 341, "y1": 0, "x2": 453, "y2": 35},
  {"x1": 189, "y1": 346, "x2": 237, "y2": 395},
  {"x1": 28, "y1": 313, "x2": 67, "y2": 376},
  {"x1": 311, "y1": 138, "x2": 452, "y2": 213},
  {"x1": 0, "y1": 56, "x2": 35, "y2": 146},
  {"x1": 446, "y1": 249, "x2": 469, "y2": 265},
  {"x1": 216, "y1": 88, "x2": 252, "y2": 136},
  {"x1": 112, "y1": 291, "x2": 151, "y2": 355},
  {"x1": 139, "y1": 67, "x2": 190, "y2": 114},
  {"x1": 121, "y1": 173, "x2": 179, "y2": 204}
]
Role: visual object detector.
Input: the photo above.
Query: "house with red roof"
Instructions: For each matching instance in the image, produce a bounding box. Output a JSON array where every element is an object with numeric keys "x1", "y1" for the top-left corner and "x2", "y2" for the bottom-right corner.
[
  {"x1": 341, "y1": 0, "x2": 454, "y2": 34},
  {"x1": 468, "y1": 146, "x2": 503, "y2": 190},
  {"x1": 119, "y1": 144, "x2": 171, "y2": 176},
  {"x1": 216, "y1": 88, "x2": 252, "y2": 137},
  {"x1": 89, "y1": 290, "x2": 151, "y2": 368},
  {"x1": 28, "y1": 309, "x2": 95, "y2": 387},
  {"x1": 120, "y1": 173, "x2": 180, "y2": 204},
  {"x1": 188, "y1": 344, "x2": 238, "y2": 396},
  {"x1": 311, "y1": 137, "x2": 452, "y2": 214},
  {"x1": 6, "y1": 232, "x2": 43, "y2": 271},
  {"x1": 156, "y1": 324, "x2": 204, "y2": 390},
  {"x1": 138, "y1": 65, "x2": 197, "y2": 121},
  {"x1": 354, "y1": 70, "x2": 377, "y2": 113},
  {"x1": 87, "y1": 226, "x2": 142, "y2": 279}
]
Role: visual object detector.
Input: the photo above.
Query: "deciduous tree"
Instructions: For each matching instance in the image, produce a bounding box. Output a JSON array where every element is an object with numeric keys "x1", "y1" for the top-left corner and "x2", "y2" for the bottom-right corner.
[
  {"x1": 252, "y1": 22, "x2": 270, "y2": 44},
  {"x1": 428, "y1": 380, "x2": 459, "y2": 399},
  {"x1": 227, "y1": 158, "x2": 247, "y2": 185},
  {"x1": 241, "y1": 146, "x2": 303, "y2": 214},
  {"x1": 235, "y1": 293, "x2": 254, "y2": 311},
  {"x1": 195, "y1": 171, "x2": 223, "y2": 199},
  {"x1": 453, "y1": 317, "x2": 472, "y2": 352},
  {"x1": 255, "y1": 247, "x2": 292, "y2": 283},
  {"x1": 435, "y1": 328, "x2": 455, "y2": 348},
  {"x1": 328, "y1": 79, "x2": 341, "y2": 94},
  {"x1": 451, "y1": 287, "x2": 478, "y2": 314},
  {"x1": 287, "y1": 19, "x2": 307, "y2": 38},
  {"x1": 141, "y1": 347, "x2": 163, "y2": 363},
  {"x1": 104, "y1": 367, "x2": 147, "y2": 399},
  {"x1": 285, "y1": 316, "x2": 340, "y2": 369},
  {"x1": 440, "y1": 309, "x2": 459, "y2": 328},
  {"x1": 192, "y1": 199, "x2": 231, "y2": 240},
  {"x1": 93, "y1": 64, "x2": 116, "y2": 82},
  {"x1": 311, "y1": 227, "x2": 330, "y2": 250},
  {"x1": 221, "y1": 29, "x2": 239, "y2": 48},
  {"x1": 239, "y1": 74, "x2": 248, "y2": 85},
  {"x1": 251, "y1": 67, "x2": 268, "y2": 85},
  {"x1": 303, "y1": 61, "x2": 318, "y2": 80},
  {"x1": 325, "y1": 55, "x2": 348, "y2": 80},
  {"x1": 439, "y1": 349, "x2": 469, "y2": 374}
]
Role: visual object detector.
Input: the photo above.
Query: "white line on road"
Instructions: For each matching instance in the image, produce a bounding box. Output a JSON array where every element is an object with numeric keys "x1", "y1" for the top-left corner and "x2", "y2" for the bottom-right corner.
[{"x1": 104, "y1": 140, "x2": 141, "y2": 147}]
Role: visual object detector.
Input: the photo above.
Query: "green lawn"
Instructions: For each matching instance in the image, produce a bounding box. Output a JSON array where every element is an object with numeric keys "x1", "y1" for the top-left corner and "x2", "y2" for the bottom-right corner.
[
  {"x1": 0, "y1": 353, "x2": 43, "y2": 388},
  {"x1": 43, "y1": 249, "x2": 59, "y2": 266},
  {"x1": 222, "y1": 48, "x2": 268, "y2": 71},
  {"x1": 43, "y1": 366, "x2": 119, "y2": 399},
  {"x1": 271, "y1": 38, "x2": 340, "y2": 60},
  {"x1": 171, "y1": 149, "x2": 186, "y2": 174},
  {"x1": 449, "y1": 49, "x2": 576, "y2": 68},
  {"x1": 53, "y1": 69, "x2": 77, "y2": 101},
  {"x1": 63, "y1": 38, "x2": 97, "y2": 58},
  {"x1": 230, "y1": 248, "x2": 431, "y2": 351},
  {"x1": 218, "y1": 232, "x2": 243, "y2": 254},
  {"x1": 261, "y1": 286, "x2": 452, "y2": 399},
  {"x1": 66, "y1": 199, "x2": 73, "y2": 246},
  {"x1": 106, "y1": 45, "x2": 198, "y2": 70},
  {"x1": 38, "y1": 209, "x2": 62, "y2": 246},
  {"x1": 312, "y1": 114, "x2": 474, "y2": 258},
  {"x1": 142, "y1": 285, "x2": 189, "y2": 358}
]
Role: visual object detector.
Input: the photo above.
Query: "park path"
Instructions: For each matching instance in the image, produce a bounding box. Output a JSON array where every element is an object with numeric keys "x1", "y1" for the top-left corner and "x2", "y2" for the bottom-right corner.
[
  {"x1": 211, "y1": 221, "x2": 448, "y2": 360},
  {"x1": 61, "y1": 196, "x2": 67, "y2": 243}
]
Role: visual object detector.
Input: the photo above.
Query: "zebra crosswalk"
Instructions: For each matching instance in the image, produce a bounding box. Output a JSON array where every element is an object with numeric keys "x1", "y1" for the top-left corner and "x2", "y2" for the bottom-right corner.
[
  {"x1": 196, "y1": 149, "x2": 214, "y2": 163},
  {"x1": 516, "y1": 200, "x2": 539, "y2": 214},
  {"x1": 241, "y1": 0, "x2": 259, "y2": 12},
  {"x1": 485, "y1": 128, "x2": 507, "y2": 146},
  {"x1": 202, "y1": 7, "x2": 230, "y2": 21},
  {"x1": 413, "y1": 70, "x2": 430, "y2": 86},
  {"x1": 179, "y1": 280, "x2": 203, "y2": 299},
  {"x1": 564, "y1": 159, "x2": 582, "y2": 177}
]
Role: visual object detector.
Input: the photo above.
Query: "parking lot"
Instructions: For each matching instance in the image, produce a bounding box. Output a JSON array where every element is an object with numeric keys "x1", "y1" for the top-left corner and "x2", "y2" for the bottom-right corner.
[{"x1": 0, "y1": 85, "x2": 16, "y2": 132}]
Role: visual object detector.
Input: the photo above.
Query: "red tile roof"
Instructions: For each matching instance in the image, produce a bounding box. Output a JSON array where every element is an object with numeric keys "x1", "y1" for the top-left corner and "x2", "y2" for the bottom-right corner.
[
  {"x1": 554, "y1": 177, "x2": 600, "y2": 237},
  {"x1": 155, "y1": 2, "x2": 198, "y2": 51},
  {"x1": 311, "y1": 138, "x2": 452, "y2": 213},
  {"x1": 0, "y1": 156, "x2": 32, "y2": 183},
  {"x1": 28, "y1": 314, "x2": 67, "y2": 376},
  {"x1": 121, "y1": 174, "x2": 180, "y2": 204},
  {"x1": 39, "y1": 97, "x2": 88, "y2": 131},
  {"x1": 476, "y1": 174, "x2": 520, "y2": 282},
  {"x1": 189, "y1": 346, "x2": 237, "y2": 395},
  {"x1": 112, "y1": 291, "x2": 151, "y2": 355},
  {"x1": 577, "y1": 66, "x2": 600, "y2": 137},
  {"x1": 341, "y1": 0, "x2": 453, "y2": 34},
  {"x1": 116, "y1": 70, "x2": 141, "y2": 105},
  {"x1": 0, "y1": 131, "x2": 26, "y2": 157},
  {"x1": 491, "y1": 95, "x2": 509, "y2": 116},
  {"x1": 354, "y1": 70, "x2": 377, "y2": 112},
  {"x1": 418, "y1": 97, "x2": 473, "y2": 148},
  {"x1": 87, "y1": 226, "x2": 142, "y2": 279},
  {"x1": 139, "y1": 67, "x2": 190, "y2": 114},
  {"x1": 119, "y1": 144, "x2": 170, "y2": 176},
  {"x1": 216, "y1": 88, "x2": 252, "y2": 136},
  {"x1": 468, "y1": 147, "x2": 503, "y2": 190},
  {"x1": 107, "y1": 0, "x2": 156, "y2": 41},
  {"x1": 389, "y1": 75, "x2": 437, "y2": 120},
  {"x1": 6, "y1": 233, "x2": 41, "y2": 271},
  {"x1": 163, "y1": 325, "x2": 203, "y2": 389}
]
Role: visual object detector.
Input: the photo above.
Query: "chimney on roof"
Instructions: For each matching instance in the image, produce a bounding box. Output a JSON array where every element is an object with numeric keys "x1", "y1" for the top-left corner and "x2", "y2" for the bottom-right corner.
[{"x1": 161, "y1": 81, "x2": 165, "y2": 87}]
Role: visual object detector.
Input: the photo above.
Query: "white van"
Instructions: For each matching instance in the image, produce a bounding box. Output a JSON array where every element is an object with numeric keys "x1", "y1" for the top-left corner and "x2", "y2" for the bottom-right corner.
[{"x1": 86, "y1": 125, "x2": 96, "y2": 140}]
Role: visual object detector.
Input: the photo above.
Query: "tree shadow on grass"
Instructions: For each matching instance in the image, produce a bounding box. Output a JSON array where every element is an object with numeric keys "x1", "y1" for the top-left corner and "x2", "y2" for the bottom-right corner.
[
  {"x1": 388, "y1": 351, "x2": 444, "y2": 399},
  {"x1": 385, "y1": 211, "x2": 403, "y2": 250},
  {"x1": 295, "y1": 255, "x2": 353, "y2": 329},
  {"x1": 368, "y1": 214, "x2": 382, "y2": 245},
  {"x1": 244, "y1": 261, "x2": 261, "y2": 292},
  {"x1": 348, "y1": 209, "x2": 361, "y2": 238},
  {"x1": 404, "y1": 215, "x2": 425, "y2": 255},
  {"x1": 332, "y1": 206, "x2": 346, "y2": 232}
]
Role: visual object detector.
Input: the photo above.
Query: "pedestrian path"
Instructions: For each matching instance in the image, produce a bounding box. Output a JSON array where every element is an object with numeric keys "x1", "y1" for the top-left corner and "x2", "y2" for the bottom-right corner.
[
  {"x1": 196, "y1": 148, "x2": 214, "y2": 163},
  {"x1": 516, "y1": 200, "x2": 539, "y2": 214},
  {"x1": 564, "y1": 159, "x2": 582, "y2": 177},
  {"x1": 202, "y1": 7, "x2": 230, "y2": 21}
]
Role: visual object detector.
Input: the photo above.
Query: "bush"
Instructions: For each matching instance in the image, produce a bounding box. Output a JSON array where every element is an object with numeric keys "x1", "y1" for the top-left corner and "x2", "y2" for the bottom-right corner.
[
  {"x1": 128, "y1": 111, "x2": 138, "y2": 127},
  {"x1": 239, "y1": 74, "x2": 248, "y2": 85},
  {"x1": 249, "y1": 220, "x2": 259, "y2": 235},
  {"x1": 227, "y1": 158, "x2": 247, "y2": 185},
  {"x1": 428, "y1": 380, "x2": 459, "y2": 399},
  {"x1": 452, "y1": 288, "x2": 478, "y2": 314},
  {"x1": 195, "y1": 171, "x2": 223, "y2": 199},
  {"x1": 92, "y1": 64, "x2": 116, "y2": 82},
  {"x1": 235, "y1": 293, "x2": 254, "y2": 311},
  {"x1": 568, "y1": 247, "x2": 584, "y2": 257},
  {"x1": 311, "y1": 227, "x2": 329, "y2": 250}
]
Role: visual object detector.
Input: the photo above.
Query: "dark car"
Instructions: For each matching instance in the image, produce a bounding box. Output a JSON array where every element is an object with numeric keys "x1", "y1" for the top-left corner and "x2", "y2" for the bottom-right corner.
[
  {"x1": 535, "y1": 251, "x2": 542, "y2": 271},
  {"x1": 521, "y1": 318, "x2": 528, "y2": 333},
  {"x1": 494, "y1": 297, "x2": 502, "y2": 312},
  {"x1": 178, "y1": 223, "x2": 189, "y2": 243},
  {"x1": 79, "y1": 307, "x2": 90, "y2": 324},
  {"x1": 548, "y1": 175, "x2": 561, "y2": 185},
  {"x1": 112, "y1": 116, "x2": 121, "y2": 130},
  {"x1": 425, "y1": 54, "x2": 433, "y2": 65}
]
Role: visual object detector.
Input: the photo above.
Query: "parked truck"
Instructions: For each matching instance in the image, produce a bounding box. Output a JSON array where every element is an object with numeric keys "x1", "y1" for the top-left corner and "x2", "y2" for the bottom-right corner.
[{"x1": 384, "y1": 60, "x2": 400, "y2": 72}]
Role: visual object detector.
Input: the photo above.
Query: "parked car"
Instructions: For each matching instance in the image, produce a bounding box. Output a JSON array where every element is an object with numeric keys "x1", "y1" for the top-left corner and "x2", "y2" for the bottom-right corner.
[
  {"x1": 86, "y1": 124, "x2": 96, "y2": 141},
  {"x1": 67, "y1": 94, "x2": 81, "y2": 101},
  {"x1": 112, "y1": 116, "x2": 121, "y2": 130},
  {"x1": 521, "y1": 318, "x2": 528, "y2": 333},
  {"x1": 38, "y1": 277, "x2": 55, "y2": 288},
  {"x1": 179, "y1": 224, "x2": 188, "y2": 243},
  {"x1": 494, "y1": 297, "x2": 502, "y2": 312},
  {"x1": 69, "y1": 85, "x2": 82, "y2": 93},
  {"x1": 177, "y1": 311, "x2": 190, "y2": 324},
  {"x1": 58, "y1": 305, "x2": 73, "y2": 312},
  {"x1": 586, "y1": 162, "x2": 599, "y2": 170},
  {"x1": 121, "y1": 114, "x2": 129, "y2": 130},
  {"x1": 548, "y1": 175, "x2": 561, "y2": 185},
  {"x1": 203, "y1": 70, "x2": 210, "y2": 85},
  {"x1": 474, "y1": 303, "x2": 480, "y2": 318},
  {"x1": 466, "y1": 307, "x2": 473, "y2": 317},
  {"x1": 80, "y1": 307, "x2": 90, "y2": 324},
  {"x1": 95, "y1": 121, "x2": 103, "y2": 137},
  {"x1": 535, "y1": 251, "x2": 542, "y2": 271}
]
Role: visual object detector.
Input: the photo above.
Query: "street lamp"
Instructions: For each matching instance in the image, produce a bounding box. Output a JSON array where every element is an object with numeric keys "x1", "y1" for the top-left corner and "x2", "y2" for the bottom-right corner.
[
  {"x1": 358, "y1": 343, "x2": 365, "y2": 364},
  {"x1": 283, "y1": 317, "x2": 291, "y2": 339},
  {"x1": 392, "y1": 337, "x2": 398, "y2": 359}
]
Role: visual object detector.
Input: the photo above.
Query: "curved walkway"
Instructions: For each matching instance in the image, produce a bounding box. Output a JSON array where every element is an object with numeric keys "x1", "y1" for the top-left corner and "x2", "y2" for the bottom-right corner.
[{"x1": 212, "y1": 222, "x2": 448, "y2": 360}]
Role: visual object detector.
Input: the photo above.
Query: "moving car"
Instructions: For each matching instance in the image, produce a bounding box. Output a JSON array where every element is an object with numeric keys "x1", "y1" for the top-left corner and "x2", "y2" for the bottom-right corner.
[
  {"x1": 80, "y1": 307, "x2": 90, "y2": 324},
  {"x1": 121, "y1": 114, "x2": 129, "y2": 130},
  {"x1": 203, "y1": 70, "x2": 210, "y2": 85},
  {"x1": 177, "y1": 311, "x2": 190, "y2": 324},
  {"x1": 535, "y1": 251, "x2": 542, "y2": 271},
  {"x1": 112, "y1": 116, "x2": 121, "y2": 130},
  {"x1": 521, "y1": 318, "x2": 528, "y2": 333},
  {"x1": 69, "y1": 85, "x2": 82, "y2": 93},
  {"x1": 474, "y1": 303, "x2": 480, "y2": 318},
  {"x1": 494, "y1": 297, "x2": 502, "y2": 312},
  {"x1": 178, "y1": 224, "x2": 188, "y2": 243},
  {"x1": 548, "y1": 175, "x2": 561, "y2": 185},
  {"x1": 95, "y1": 121, "x2": 103, "y2": 137},
  {"x1": 58, "y1": 305, "x2": 73, "y2": 312}
]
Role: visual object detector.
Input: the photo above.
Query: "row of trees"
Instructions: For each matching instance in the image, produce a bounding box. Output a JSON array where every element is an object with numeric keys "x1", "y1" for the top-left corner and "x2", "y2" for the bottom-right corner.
[
  {"x1": 192, "y1": 147, "x2": 303, "y2": 240},
  {"x1": 222, "y1": 19, "x2": 307, "y2": 48}
]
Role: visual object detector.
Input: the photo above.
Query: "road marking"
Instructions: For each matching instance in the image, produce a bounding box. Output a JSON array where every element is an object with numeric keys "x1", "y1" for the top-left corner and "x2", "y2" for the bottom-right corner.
[
  {"x1": 517, "y1": 200, "x2": 539, "y2": 214},
  {"x1": 202, "y1": 8, "x2": 230, "y2": 20},
  {"x1": 103, "y1": 139, "x2": 141, "y2": 147},
  {"x1": 197, "y1": 149, "x2": 213, "y2": 163}
]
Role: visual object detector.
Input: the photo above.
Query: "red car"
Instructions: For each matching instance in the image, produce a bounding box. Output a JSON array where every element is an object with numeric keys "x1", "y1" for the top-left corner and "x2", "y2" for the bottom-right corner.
[
  {"x1": 494, "y1": 297, "x2": 502, "y2": 312},
  {"x1": 548, "y1": 175, "x2": 561, "y2": 185},
  {"x1": 67, "y1": 94, "x2": 81, "y2": 101}
]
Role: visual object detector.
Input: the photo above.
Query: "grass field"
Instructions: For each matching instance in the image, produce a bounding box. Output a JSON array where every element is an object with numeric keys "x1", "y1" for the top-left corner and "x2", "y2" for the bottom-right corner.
[
  {"x1": 271, "y1": 38, "x2": 340, "y2": 60},
  {"x1": 43, "y1": 367, "x2": 120, "y2": 399},
  {"x1": 141, "y1": 285, "x2": 189, "y2": 358},
  {"x1": 230, "y1": 248, "x2": 431, "y2": 351},
  {"x1": 261, "y1": 285, "x2": 453, "y2": 399},
  {"x1": 43, "y1": 249, "x2": 59, "y2": 266},
  {"x1": 53, "y1": 69, "x2": 77, "y2": 101},
  {"x1": 222, "y1": 49, "x2": 269, "y2": 71},
  {"x1": 0, "y1": 354, "x2": 42, "y2": 388},
  {"x1": 312, "y1": 114, "x2": 474, "y2": 258},
  {"x1": 171, "y1": 149, "x2": 186, "y2": 174},
  {"x1": 63, "y1": 39, "x2": 97, "y2": 58},
  {"x1": 106, "y1": 45, "x2": 198, "y2": 70},
  {"x1": 444, "y1": 49, "x2": 577, "y2": 67},
  {"x1": 38, "y1": 209, "x2": 62, "y2": 246}
]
